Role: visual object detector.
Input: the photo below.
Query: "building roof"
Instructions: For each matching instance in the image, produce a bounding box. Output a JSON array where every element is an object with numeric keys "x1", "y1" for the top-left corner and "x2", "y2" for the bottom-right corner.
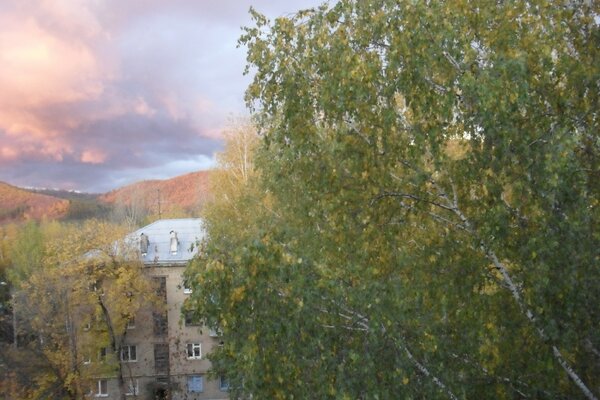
[{"x1": 129, "y1": 218, "x2": 205, "y2": 266}]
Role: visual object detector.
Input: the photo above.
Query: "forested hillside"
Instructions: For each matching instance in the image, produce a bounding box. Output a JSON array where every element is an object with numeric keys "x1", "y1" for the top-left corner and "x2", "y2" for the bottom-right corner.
[
  {"x1": 0, "y1": 182, "x2": 69, "y2": 223},
  {"x1": 100, "y1": 170, "x2": 211, "y2": 216},
  {"x1": 0, "y1": 170, "x2": 212, "y2": 224}
]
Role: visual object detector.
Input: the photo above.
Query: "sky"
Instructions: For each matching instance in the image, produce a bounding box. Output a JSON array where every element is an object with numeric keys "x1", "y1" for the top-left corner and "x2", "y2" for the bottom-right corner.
[{"x1": 0, "y1": 0, "x2": 324, "y2": 193}]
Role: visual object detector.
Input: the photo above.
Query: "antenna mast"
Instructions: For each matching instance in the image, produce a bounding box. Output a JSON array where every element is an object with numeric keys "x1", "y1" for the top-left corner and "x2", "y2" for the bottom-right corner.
[{"x1": 157, "y1": 188, "x2": 162, "y2": 219}]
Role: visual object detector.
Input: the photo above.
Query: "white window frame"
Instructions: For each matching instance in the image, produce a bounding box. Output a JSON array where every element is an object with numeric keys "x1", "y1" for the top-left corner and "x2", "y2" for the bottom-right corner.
[
  {"x1": 187, "y1": 375, "x2": 203, "y2": 393},
  {"x1": 126, "y1": 317, "x2": 136, "y2": 329},
  {"x1": 95, "y1": 379, "x2": 108, "y2": 397},
  {"x1": 186, "y1": 343, "x2": 202, "y2": 360},
  {"x1": 125, "y1": 378, "x2": 139, "y2": 396},
  {"x1": 209, "y1": 327, "x2": 222, "y2": 337},
  {"x1": 183, "y1": 283, "x2": 192, "y2": 294},
  {"x1": 121, "y1": 345, "x2": 137, "y2": 362}
]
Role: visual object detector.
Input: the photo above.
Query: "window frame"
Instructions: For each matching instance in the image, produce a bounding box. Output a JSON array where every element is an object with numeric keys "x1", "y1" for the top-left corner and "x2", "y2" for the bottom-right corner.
[
  {"x1": 209, "y1": 327, "x2": 222, "y2": 337},
  {"x1": 95, "y1": 379, "x2": 108, "y2": 397},
  {"x1": 121, "y1": 345, "x2": 137, "y2": 362},
  {"x1": 154, "y1": 343, "x2": 169, "y2": 374},
  {"x1": 125, "y1": 378, "x2": 139, "y2": 396},
  {"x1": 182, "y1": 278, "x2": 193, "y2": 294},
  {"x1": 184, "y1": 311, "x2": 201, "y2": 326},
  {"x1": 186, "y1": 343, "x2": 202, "y2": 360},
  {"x1": 219, "y1": 375, "x2": 230, "y2": 391},
  {"x1": 186, "y1": 375, "x2": 203, "y2": 393}
]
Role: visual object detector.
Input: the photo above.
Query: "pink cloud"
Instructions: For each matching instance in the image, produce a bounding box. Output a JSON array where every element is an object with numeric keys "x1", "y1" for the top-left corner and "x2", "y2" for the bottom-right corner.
[
  {"x1": 0, "y1": 146, "x2": 18, "y2": 162},
  {"x1": 0, "y1": 3, "x2": 111, "y2": 166},
  {"x1": 80, "y1": 149, "x2": 107, "y2": 164},
  {"x1": 133, "y1": 97, "x2": 156, "y2": 116},
  {"x1": 0, "y1": 18, "x2": 104, "y2": 109},
  {"x1": 0, "y1": 0, "x2": 321, "y2": 191}
]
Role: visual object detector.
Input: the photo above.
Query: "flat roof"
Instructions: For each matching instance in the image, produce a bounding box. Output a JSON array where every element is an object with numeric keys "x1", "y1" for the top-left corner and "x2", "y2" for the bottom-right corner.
[{"x1": 129, "y1": 218, "x2": 205, "y2": 265}]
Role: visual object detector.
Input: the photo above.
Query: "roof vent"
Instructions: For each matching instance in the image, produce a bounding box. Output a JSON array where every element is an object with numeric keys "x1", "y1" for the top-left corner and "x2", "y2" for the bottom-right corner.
[
  {"x1": 170, "y1": 231, "x2": 179, "y2": 255},
  {"x1": 140, "y1": 233, "x2": 149, "y2": 256}
]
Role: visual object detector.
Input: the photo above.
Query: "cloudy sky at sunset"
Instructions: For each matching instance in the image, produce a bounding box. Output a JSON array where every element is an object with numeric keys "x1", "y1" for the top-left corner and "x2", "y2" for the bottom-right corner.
[{"x1": 0, "y1": 0, "x2": 323, "y2": 193}]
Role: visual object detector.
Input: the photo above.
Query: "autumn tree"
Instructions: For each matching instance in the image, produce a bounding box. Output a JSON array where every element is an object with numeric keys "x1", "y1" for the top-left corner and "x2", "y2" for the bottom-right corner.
[
  {"x1": 201, "y1": 119, "x2": 263, "y2": 241},
  {"x1": 4, "y1": 220, "x2": 160, "y2": 400},
  {"x1": 5, "y1": 221, "x2": 44, "y2": 288},
  {"x1": 0, "y1": 224, "x2": 17, "y2": 344},
  {"x1": 110, "y1": 188, "x2": 151, "y2": 231},
  {"x1": 186, "y1": 1, "x2": 599, "y2": 399}
]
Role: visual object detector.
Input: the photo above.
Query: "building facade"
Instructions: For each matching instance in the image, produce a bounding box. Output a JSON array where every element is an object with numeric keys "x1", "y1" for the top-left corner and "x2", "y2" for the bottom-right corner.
[{"x1": 92, "y1": 218, "x2": 227, "y2": 400}]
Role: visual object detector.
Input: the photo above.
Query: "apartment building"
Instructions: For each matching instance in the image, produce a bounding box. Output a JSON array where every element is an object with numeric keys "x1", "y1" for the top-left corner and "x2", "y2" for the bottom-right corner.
[{"x1": 93, "y1": 218, "x2": 228, "y2": 400}]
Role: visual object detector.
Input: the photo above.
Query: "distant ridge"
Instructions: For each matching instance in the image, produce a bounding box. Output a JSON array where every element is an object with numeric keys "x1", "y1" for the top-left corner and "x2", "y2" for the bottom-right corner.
[
  {"x1": 0, "y1": 170, "x2": 213, "y2": 224},
  {"x1": 0, "y1": 181, "x2": 69, "y2": 223},
  {"x1": 99, "y1": 170, "x2": 212, "y2": 215}
]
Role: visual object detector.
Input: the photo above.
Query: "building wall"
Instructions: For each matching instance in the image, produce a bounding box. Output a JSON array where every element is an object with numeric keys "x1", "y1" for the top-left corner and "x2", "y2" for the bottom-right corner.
[{"x1": 91, "y1": 263, "x2": 227, "y2": 400}]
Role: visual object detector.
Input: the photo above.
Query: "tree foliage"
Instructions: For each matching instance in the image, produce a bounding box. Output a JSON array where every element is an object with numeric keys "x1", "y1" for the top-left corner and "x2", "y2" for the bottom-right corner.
[
  {"x1": 187, "y1": 1, "x2": 599, "y2": 399},
  {"x1": 1, "y1": 220, "x2": 160, "y2": 400}
]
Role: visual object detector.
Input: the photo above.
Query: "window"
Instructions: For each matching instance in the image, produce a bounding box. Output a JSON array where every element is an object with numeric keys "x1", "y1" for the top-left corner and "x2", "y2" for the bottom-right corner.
[
  {"x1": 99, "y1": 347, "x2": 107, "y2": 361},
  {"x1": 125, "y1": 379, "x2": 139, "y2": 396},
  {"x1": 184, "y1": 311, "x2": 200, "y2": 326},
  {"x1": 183, "y1": 281, "x2": 192, "y2": 294},
  {"x1": 153, "y1": 277, "x2": 167, "y2": 300},
  {"x1": 209, "y1": 327, "x2": 222, "y2": 337},
  {"x1": 121, "y1": 345, "x2": 137, "y2": 362},
  {"x1": 126, "y1": 317, "x2": 135, "y2": 329},
  {"x1": 83, "y1": 354, "x2": 91, "y2": 365},
  {"x1": 152, "y1": 278, "x2": 168, "y2": 336},
  {"x1": 154, "y1": 344, "x2": 169, "y2": 374},
  {"x1": 156, "y1": 376, "x2": 169, "y2": 386},
  {"x1": 95, "y1": 379, "x2": 108, "y2": 397},
  {"x1": 186, "y1": 343, "x2": 201, "y2": 359},
  {"x1": 219, "y1": 376, "x2": 230, "y2": 391},
  {"x1": 187, "y1": 375, "x2": 203, "y2": 393},
  {"x1": 153, "y1": 312, "x2": 168, "y2": 335}
]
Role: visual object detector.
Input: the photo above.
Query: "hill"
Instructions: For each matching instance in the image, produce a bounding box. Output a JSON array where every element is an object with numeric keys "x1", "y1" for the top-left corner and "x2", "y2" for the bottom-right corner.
[
  {"x1": 99, "y1": 170, "x2": 212, "y2": 215},
  {"x1": 0, "y1": 182, "x2": 70, "y2": 223},
  {"x1": 0, "y1": 170, "x2": 212, "y2": 224}
]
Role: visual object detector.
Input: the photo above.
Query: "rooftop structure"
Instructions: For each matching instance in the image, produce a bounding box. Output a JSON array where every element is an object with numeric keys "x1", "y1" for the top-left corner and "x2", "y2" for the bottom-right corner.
[{"x1": 130, "y1": 218, "x2": 205, "y2": 265}]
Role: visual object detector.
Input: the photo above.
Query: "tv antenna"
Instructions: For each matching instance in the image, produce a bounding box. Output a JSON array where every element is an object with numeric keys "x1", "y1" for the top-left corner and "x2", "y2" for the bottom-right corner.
[{"x1": 157, "y1": 188, "x2": 162, "y2": 219}]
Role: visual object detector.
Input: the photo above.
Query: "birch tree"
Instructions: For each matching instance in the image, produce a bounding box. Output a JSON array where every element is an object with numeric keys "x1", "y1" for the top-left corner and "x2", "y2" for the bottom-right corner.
[{"x1": 187, "y1": 1, "x2": 599, "y2": 398}]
